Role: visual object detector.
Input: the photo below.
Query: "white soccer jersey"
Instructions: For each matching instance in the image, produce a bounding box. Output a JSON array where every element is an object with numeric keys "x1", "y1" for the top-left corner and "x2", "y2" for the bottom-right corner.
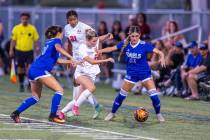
[
  {"x1": 64, "y1": 21, "x2": 93, "y2": 60},
  {"x1": 75, "y1": 39, "x2": 100, "y2": 81}
]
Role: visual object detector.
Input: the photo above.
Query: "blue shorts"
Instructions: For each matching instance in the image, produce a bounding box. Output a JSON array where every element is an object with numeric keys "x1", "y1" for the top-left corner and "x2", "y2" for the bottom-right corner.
[
  {"x1": 124, "y1": 71, "x2": 152, "y2": 84},
  {"x1": 28, "y1": 67, "x2": 51, "y2": 81}
]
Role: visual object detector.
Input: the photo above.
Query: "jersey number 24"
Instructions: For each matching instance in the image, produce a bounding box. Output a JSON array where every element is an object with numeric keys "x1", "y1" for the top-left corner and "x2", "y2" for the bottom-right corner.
[{"x1": 69, "y1": 36, "x2": 77, "y2": 41}]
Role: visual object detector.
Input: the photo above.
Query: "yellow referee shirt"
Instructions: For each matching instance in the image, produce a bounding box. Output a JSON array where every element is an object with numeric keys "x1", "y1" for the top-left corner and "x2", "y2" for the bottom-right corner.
[{"x1": 11, "y1": 23, "x2": 39, "y2": 52}]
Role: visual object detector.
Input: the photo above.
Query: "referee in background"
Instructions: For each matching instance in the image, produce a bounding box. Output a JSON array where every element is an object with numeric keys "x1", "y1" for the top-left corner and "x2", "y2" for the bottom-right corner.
[{"x1": 9, "y1": 12, "x2": 39, "y2": 92}]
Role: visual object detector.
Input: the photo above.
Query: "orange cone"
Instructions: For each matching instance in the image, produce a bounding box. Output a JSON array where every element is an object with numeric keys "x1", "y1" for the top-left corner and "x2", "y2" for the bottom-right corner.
[{"x1": 10, "y1": 59, "x2": 17, "y2": 84}]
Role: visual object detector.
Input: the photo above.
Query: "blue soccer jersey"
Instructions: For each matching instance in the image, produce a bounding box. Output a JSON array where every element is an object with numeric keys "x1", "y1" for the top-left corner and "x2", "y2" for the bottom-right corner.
[
  {"x1": 28, "y1": 38, "x2": 62, "y2": 81},
  {"x1": 185, "y1": 53, "x2": 203, "y2": 68},
  {"x1": 116, "y1": 40, "x2": 154, "y2": 83}
]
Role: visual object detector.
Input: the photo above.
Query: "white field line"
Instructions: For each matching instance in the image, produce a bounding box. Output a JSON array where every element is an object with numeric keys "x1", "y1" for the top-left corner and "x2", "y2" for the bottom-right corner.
[
  {"x1": 0, "y1": 139, "x2": 41, "y2": 140},
  {"x1": 0, "y1": 114, "x2": 160, "y2": 140}
]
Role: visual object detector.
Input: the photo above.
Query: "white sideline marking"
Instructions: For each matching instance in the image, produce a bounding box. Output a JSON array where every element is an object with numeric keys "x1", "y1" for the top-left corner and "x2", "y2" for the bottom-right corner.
[
  {"x1": 0, "y1": 114, "x2": 159, "y2": 140},
  {"x1": 0, "y1": 139, "x2": 41, "y2": 140}
]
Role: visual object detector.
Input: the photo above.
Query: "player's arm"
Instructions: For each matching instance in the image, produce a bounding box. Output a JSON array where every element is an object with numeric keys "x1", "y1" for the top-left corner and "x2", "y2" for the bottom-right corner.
[
  {"x1": 9, "y1": 40, "x2": 16, "y2": 57},
  {"x1": 55, "y1": 44, "x2": 73, "y2": 60},
  {"x1": 153, "y1": 48, "x2": 166, "y2": 67},
  {"x1": 99, "y1": 33, "x2": 113, "y2": 42},
  {"x1": 57, "y1": 59, "x2": 74, "y2": 64},
  {"x1": 97, "y1": 45, "x2": 118, "y2": 54},
  {"x1": 9, "y1": 27, "x2": 17, "y2": 57},
  {"x1": 83, "y1": 56, "x2": 114, "y2": 65}
]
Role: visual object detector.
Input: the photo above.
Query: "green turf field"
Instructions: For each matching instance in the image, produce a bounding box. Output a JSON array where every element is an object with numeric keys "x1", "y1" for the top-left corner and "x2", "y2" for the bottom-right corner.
[{"x1": 0, "y1": 75, "x2": 210, "y2": 140}]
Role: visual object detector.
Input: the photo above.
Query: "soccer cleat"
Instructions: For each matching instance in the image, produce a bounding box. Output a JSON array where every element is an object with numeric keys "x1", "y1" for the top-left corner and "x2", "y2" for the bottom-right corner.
[
  {"x1": 92, "y1": 104, "x2": 103, "y2": 119},
  {"x1": 10, "y1": 112, "x2": 21, "y2": 123},
  {"x1": 49, "y1": 116, "x2": 65, "y2": 124},
  {"x1": 58, "y1": 111, "x2": 65, "y2": 120},
  {"x1": 104, "y1": 112, "x2": 115, "y2": 121},
  {"x1": 156, "y1": 113, "x2": 165, "y2": 122},
  {"x1": 72, "y1": 105, "x2": 80, "y2": 116}
]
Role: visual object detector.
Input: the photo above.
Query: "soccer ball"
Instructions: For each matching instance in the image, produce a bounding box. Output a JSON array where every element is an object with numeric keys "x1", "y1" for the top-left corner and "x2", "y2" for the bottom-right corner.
[{"x1": 134, "y1": 107, "x2": 149, "y2": 122}]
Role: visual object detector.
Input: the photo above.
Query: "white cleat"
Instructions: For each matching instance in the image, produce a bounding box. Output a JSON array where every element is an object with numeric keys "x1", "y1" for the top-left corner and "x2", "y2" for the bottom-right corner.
[
  {"x1": 156, "y1": 113, "x2": 165, "y2": 122},
  {"x1": 104, "y1": 113, "x2": 115, "y2": 121},
  {"x1": 92, "y1": 104, "x2": 103, "y2": 119}
]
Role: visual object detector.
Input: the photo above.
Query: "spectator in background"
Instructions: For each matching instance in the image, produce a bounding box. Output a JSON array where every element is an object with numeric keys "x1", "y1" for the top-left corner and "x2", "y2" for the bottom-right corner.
[
  {"x1": 111, "y1": 20, "x2": 125, "y2": 43},
  {"x1": 136, "y1": 13, "x2": 150, "y2": 36},
  {"x1": 0, "y1": 20, "x2": 3, "y2": 45},
  {"x1": 97, "y1": 21, "x2": 112, "y2": 84},
  {"x1": 9, "y1": 12, "x2": 39, "y2": 92},
  {"x1": 98, "y1": 21, "x2": 108, "y2": 36},
  {"x1": 184, "y1": 43, "x2": 210, "y2": 100},
  {"x1": 180, "y1": 41, "x2": 203, "y2": 96},
  {"x1": 0, "y1": 20, "x2": 4, "y2": 76},
  {"x1": 163, "y1": 42, "x2": 185, "y2": 96},
  {"x1": 161, "y1": 21, "x2": 170, "y2": 37},
  {"x1": 125, "y1": 15, "x2": 136, "y2": 36},
  {"x1": 150, "y1": 40, "x2": 168, "y2": 70},
  {"x1": 164, "y1": 21, "x2": 187, "y2": 50},
  {"x1": 96, "y1": 0, "x2": 105, "y2": 9}
]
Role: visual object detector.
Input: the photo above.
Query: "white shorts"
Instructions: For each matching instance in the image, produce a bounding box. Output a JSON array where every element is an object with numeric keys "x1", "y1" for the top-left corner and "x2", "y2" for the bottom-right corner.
[{"x1": 74, "y1": 68, "x2": 97, "y2": 82}]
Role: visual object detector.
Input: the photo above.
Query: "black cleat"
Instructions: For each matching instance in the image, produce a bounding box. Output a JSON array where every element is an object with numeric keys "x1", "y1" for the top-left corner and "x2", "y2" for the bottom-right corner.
[{"x1": 10, "y1": 112, "x2": 21, "y2": 123}]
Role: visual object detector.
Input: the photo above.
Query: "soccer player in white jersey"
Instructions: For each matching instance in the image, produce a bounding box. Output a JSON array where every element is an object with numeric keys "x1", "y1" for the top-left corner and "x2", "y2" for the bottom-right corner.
[
  {"x1": 60, "y1": 10, "x2": 113, "y2": 119},
  {"x1": 63, "y1": 29, "x2": 114, "y2": 117}
]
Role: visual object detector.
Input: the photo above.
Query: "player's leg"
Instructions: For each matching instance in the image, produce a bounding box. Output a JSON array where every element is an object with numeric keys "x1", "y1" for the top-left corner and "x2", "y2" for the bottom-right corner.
[
  {"x1": 142, "y1": 78, "x2": 165, "y2": 122},
  {"x1": 39, "y1": 76, "x2": 65, "y2": 123},
  {"x1": 15, "y1": 51, "x2": 26, "y2": 92},
  {"x1": 74, "y1": 76, "x2": 101, "y2": 117},
  {"x1": 25, "y1": 51, "x2": 34, "y2": 91},
  {"x1": 105, "y1": 80, "x2": 135, "y2": 121},
  {"x1": 72, "y1": 75, "x2": 96, "y2": 115},
  {"x1": 10, "y1": 81, "x2": 42, "y2": 123},
  {"x1": 59, "y1": 85, "x2": 85, "y2": 119}
]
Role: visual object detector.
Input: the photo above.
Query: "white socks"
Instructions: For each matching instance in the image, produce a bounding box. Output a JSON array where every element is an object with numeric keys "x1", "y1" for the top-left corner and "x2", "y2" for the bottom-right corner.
[
  {"x1": 61, "y1": 100, "x2": 75, "y2": 113},
  {"x1": 87, "y1": 94, "x2": 99, "y2": 108},
  {"x1": 75, "y1": 89, "x2": 92, "y2": 107},
  {"x1": 73, "y1": 86, "x2": 80, "y2": 100}
]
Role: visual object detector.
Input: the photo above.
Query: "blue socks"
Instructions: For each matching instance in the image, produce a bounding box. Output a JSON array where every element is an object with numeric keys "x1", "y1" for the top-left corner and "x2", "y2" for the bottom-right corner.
[
  {"x1": 16, "y1": 96, "x2": 39, "y2": 114},
  {"x1": 149, "y1": 89, "x2": 161, "y2": 114},
  {"x1": 111, "y1": 89, "x2": 127, "y2": 113},
  {"x1": 50, "y1": 91, "x2": 63, "y2": 117}
]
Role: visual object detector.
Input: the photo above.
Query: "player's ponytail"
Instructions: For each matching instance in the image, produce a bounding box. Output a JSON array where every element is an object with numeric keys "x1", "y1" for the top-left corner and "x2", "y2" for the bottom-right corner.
[
  {"x1": 118, "y1": 26, "x2": 140, "y2": 61},
  {"x1": 45, "y1": 25, "x2": 63, "y2": 39},
  {"x1": 85, "y1": 29, "x2": 98, "y2": 40},
  {"x1": 118, "y1": 36, "x2": 130, "y2": 61}
]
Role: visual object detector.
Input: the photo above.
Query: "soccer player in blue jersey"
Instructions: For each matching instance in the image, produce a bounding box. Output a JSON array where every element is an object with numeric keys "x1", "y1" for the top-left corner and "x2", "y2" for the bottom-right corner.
[
  {"x1": 10, "y1": 25, "x2": 78, "y2": 124},
  {"x1": 97, "y1": 26, "x2": 166, "y2": 122}
]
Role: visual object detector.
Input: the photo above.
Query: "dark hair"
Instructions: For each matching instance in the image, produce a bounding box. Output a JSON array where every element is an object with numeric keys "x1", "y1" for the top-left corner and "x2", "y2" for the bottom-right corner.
[
  {"x1": 86, "y1": 29, "x2": 98, "y2": 40},
  {"x1": 112, "y1": 20, "x2": 122, "y2": 33},
  {"x1": 20, "y1": 12, "x2": 30, "y2": 19},
  {"x1": 45, "y1": 25, "x2": 63, "y2": 39},
  {"x1": 66, "y1": 10, "x2": 78, "y2": 19},
  {"x1": 98, "y1": 21, "x2": 108, "y2": 36},
  {"x1": 136, "y1": 13, "x2": 147, "y2": 23},
  {"x1": 118, "y1": 26, "x2": 140, "y2": 61},
  {"x1": 169, "y1": 21, "x2": 178, "y2": 32}
]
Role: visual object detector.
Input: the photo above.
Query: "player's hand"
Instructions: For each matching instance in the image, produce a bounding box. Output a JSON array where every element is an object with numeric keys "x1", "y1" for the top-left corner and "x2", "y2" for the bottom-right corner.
[
  {"x1": 159, "y1": 58, "x2": 166, "y2": 68},
  {"x1": 107, "y1": 33, "x2": 113, "y2": 40},
  {"x1": 107, "y1": 58, "x2": 115, "y2": 63},
  {"x1": 71, "y1": 60, "x2": 82, "y2": 67}
]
